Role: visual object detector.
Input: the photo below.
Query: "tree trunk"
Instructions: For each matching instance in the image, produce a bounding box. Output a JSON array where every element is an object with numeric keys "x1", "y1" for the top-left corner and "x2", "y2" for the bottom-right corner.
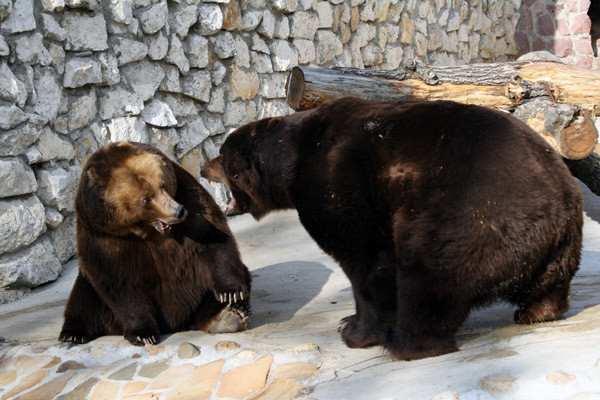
[
  {"x1": 286, "y1": 62, "x2": 600, "y2": 196},
  {"x1": 286, "y1": 62, "x2": 599, "y2": 160}
]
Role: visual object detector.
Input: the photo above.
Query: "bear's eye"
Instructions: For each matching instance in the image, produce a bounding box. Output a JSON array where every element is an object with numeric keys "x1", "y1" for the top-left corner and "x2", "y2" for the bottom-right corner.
[
  {"x1": 142, "y1": 196, "x2": 151, "y2": 204},
  {"x1": 233, "y1": 174, "x2": 239, "y2": 179}
]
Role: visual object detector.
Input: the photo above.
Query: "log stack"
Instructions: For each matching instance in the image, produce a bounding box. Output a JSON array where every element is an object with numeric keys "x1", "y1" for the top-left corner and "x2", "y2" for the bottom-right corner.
[{"x1": 285, "y1": 61, "x2": 600, "y2": 195}]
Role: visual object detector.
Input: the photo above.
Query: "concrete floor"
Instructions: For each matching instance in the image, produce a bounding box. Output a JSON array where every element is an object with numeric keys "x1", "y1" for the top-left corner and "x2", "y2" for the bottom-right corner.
[{"x1": 1, "y1": 180, "x2": 600, "y2": 399}]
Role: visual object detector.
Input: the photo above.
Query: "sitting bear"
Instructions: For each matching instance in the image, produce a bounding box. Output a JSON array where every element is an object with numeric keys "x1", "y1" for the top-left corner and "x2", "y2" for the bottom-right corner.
[
  {"x1": 59, "y1": 141, "x2": 251, "y2": 345},
  {"x1": 201, "y1": 97, "x2": 583, "y2": 360}
]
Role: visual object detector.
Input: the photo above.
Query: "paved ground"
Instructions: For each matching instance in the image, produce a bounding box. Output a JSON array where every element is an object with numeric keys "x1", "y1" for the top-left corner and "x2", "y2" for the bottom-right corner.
[{"x1": 1, "y1": 181, "x2": 600, "y2": 399}]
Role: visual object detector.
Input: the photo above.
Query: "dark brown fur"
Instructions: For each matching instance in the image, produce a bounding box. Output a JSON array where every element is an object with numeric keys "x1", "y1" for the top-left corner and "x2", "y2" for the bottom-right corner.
[
  {"x1": 60, "y1": 142, "x2": 251, "y2": 345},
  {"x1": 202, "y1": 97, "x2": 583, "y2": 360}
]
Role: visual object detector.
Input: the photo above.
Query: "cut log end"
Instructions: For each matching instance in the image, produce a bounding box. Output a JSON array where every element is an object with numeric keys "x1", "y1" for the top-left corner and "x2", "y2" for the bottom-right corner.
[
  {"x1": 560, "y1": 109, "x2": 599, "y2": 160},
  {"x1": 520, "y1": 106, "x2": 598, "y2": 160}
]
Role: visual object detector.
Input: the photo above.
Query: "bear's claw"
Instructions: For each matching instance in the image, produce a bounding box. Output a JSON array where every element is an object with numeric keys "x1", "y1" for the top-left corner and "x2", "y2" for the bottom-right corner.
[
  {"x1": 217, "y1": 291, "x2": 245, "y2": 304},
  {"x1": 136, "y1": 335, "x2": 158, "y2": 346},
  {"x1": 58, "y1": 330, "x2": 91, "y2": 345},
  {"x1": 59, "y1": 335, "x2": 86, "y2": 344},
  {"x1": 127, "y1": 334, "x2": 159, "y2": 346}
]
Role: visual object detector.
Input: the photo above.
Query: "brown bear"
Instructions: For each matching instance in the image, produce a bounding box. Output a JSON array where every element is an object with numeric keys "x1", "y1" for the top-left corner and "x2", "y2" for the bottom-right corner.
[
  {"x1": 59, "y1": 141, "x2": 251, "y2": 346},
  {"x1": 201, "y1": 97, "x2": 583, "y2": 360}
]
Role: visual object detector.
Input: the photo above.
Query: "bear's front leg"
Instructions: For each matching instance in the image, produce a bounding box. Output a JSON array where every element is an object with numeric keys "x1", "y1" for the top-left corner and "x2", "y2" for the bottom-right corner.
[
  {"x1": 99, "y1": 285, "x2": 160, "y2": 346},
  {"x1": 210, "y1": 255, "x2": 251, "y2": 306},
  {"x1": 337, "y1": 286, "x2": 385, "y2": 349},
  {"x1": 60, "y1": 272, "x2": 118, "y2": 344},
  {"x1": 76, "y1": 237, "x2": 163, "y2": 346},
  {"x1": 337, "y1": 256, "x2": 397, "y2": 349}
]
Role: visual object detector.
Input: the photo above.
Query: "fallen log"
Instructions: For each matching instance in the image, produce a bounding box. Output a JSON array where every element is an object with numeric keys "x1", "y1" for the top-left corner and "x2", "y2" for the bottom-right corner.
[
  {"x1": 285, "y1": 62, "x2": 600, "y2": 195},
  {"x1": 287, "y1": 62, "x2": 600, "y2": 114}
]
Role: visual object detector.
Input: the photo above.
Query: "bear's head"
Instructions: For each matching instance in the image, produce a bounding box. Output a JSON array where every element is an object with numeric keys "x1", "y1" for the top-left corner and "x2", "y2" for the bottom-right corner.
[
  {"x1": 78, "y1": 142, "x2": 188, "y2": 237},
  {"x1": 201, "y1": 117, "x2": 285, "y2": 220}
]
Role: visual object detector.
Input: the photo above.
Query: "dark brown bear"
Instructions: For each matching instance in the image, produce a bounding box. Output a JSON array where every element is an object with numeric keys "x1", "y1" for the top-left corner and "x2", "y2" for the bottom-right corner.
[
  {"x1": 201, "y1": 97, "x2": 583, "y2": 360},
  {"x1": 59, "y1": 141, "x2": 251, "y2": 346}
]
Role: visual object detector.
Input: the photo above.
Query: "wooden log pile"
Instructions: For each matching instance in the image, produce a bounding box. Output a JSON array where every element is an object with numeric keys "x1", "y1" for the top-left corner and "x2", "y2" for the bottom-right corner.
[{"x1": 286, "y1": 61, "x2": 600, "y2": 195}]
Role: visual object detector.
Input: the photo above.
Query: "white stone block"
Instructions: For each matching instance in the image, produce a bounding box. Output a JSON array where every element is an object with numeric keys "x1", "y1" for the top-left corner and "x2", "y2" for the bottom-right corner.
[
  {"x1": 63, "y1": 57, "x2": 102, "y2": 88},
  {"x1": 141, "y1": 99, "x2": 178, "y2": 127},
  {"x1": 0, "y1": 195, "x2": 45, "y2": 255},
  {"x1": 63, "y1": 11, "x2": 108, "y2": 51},
  {"x1": 0, "y1": 158, "x2": 37, "y2": 198}
]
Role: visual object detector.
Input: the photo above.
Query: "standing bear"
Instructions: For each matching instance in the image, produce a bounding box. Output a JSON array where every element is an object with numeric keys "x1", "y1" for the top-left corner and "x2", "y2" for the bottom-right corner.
[
  {"x1": 201, "y1": 97, "x2": 583, "y2": 360},
  {"x1": 59, "y1": 142, "x2": 251, "y2": 346}
]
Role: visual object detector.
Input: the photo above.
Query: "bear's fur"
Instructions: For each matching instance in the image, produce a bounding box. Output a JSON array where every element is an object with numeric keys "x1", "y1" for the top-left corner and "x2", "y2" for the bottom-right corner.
[
  {"x1": 202, "y1": 97, "x2": 583, "y2": 360},
  {"x1": 60, "y1": 142, "x2": 251, "y2": 346}
]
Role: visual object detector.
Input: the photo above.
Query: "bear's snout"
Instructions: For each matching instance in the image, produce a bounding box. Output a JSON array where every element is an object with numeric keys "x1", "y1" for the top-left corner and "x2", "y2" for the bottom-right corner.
[
  {"x1": 200, "y1": 156, "x2": 227, "y2": 184},
  {"x1": 161, "y1": 200, "x2": 187, "y2": 224},
  {"x1": 154, "y1": 202, "x2": 186, "y2": 235}
]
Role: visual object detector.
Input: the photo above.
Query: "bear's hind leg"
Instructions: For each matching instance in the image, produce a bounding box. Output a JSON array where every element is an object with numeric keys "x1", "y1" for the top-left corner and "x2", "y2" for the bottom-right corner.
[
  {"x1": 384, "y1": 267, "x2": 468, "y2": 360},
  {"x1": 513, "y1": 228, "x2": 580, "y2": 325},
  {"x1": 60, "y1": 273, "x2": 120, "y2": 344},
  {"x1": 207, "y1": 302, "x2": 251, "y2": 333},
  {"x1": 514, "y1": 286, "x2": 570, "y2": 324},
  {"x1": 513, "y1": 259, "x2": 576, "y2": 324}
]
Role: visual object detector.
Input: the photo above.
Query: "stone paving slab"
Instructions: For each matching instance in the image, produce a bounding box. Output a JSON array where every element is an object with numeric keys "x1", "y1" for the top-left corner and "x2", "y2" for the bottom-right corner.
[{"x1": 1, "y1": 182, "x2": 600, "y2": 399}]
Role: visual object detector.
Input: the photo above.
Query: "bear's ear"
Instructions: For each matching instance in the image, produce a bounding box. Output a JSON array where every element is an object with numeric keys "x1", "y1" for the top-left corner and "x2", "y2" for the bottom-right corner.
[
  {"x1": 87, "y1": 167, "x2": 108, "y2": 186},
  {"x1": 87, "y1": 167, "x2": 99, "y2": 183},
  {"x1": 266, "y1": 117, "x2": 282, "y2": 131},
  {"x1": 253, "y1": 117, "x2": 282, "y2": 136}
]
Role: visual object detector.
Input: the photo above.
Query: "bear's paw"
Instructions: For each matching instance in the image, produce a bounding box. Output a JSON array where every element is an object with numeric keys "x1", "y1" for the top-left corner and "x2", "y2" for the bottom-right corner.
[
  {"x1": 124, "y1": 325, "x2": 161, "y2": 346},
  {"x1": 207, "y1": 302, "x2": 250, "y2": 334},
  {"x1": 59, "y1": 329, "x2": 92, "y2": 345},
  {"x1": 337, "y1": 314, "x2": 381, "y2": 349}
]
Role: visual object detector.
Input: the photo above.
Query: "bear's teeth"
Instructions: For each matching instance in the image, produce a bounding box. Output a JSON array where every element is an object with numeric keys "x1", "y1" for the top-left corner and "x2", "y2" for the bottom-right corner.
[{"x1": 155, "y1": 220, "x2": 172, "y2": 235}]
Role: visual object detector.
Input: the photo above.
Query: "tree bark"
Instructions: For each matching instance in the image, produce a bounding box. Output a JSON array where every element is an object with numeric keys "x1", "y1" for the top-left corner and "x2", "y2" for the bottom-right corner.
[
  {"x1": 286, "y1": 62, "x2": 598, "y2": 160},
  {"x1": 286, "y1": 61, "x2": 600, "y2": 195}
]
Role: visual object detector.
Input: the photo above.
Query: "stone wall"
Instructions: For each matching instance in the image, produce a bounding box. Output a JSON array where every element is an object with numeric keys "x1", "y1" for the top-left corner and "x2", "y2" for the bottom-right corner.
[
  {"x1": 0, "y1": 0, "x2": 522, "y2": 301},
  {"x1": 515, "y1": 0, "x2": 599, "y2": 69}
]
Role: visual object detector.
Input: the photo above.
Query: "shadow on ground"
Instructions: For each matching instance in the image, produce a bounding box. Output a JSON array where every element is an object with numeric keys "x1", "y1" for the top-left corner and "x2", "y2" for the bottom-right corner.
[{"x1": 248, "y1": 261, "x2": 332, "y2": 328}]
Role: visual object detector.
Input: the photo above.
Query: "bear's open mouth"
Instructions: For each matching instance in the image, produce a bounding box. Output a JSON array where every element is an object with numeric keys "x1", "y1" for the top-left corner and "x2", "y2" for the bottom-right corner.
[
  {"x1": 205, "y1": 178, "x2": 237, "y2": 216},
  {"x1": 154, "y1": 220, "x2": 172, "y2": 235}
]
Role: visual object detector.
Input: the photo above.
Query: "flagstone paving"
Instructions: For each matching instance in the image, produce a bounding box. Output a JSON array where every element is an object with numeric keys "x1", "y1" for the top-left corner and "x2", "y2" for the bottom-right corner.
[{"x1": 0, "y1": 341, "x2": 322, "y2": 400}]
